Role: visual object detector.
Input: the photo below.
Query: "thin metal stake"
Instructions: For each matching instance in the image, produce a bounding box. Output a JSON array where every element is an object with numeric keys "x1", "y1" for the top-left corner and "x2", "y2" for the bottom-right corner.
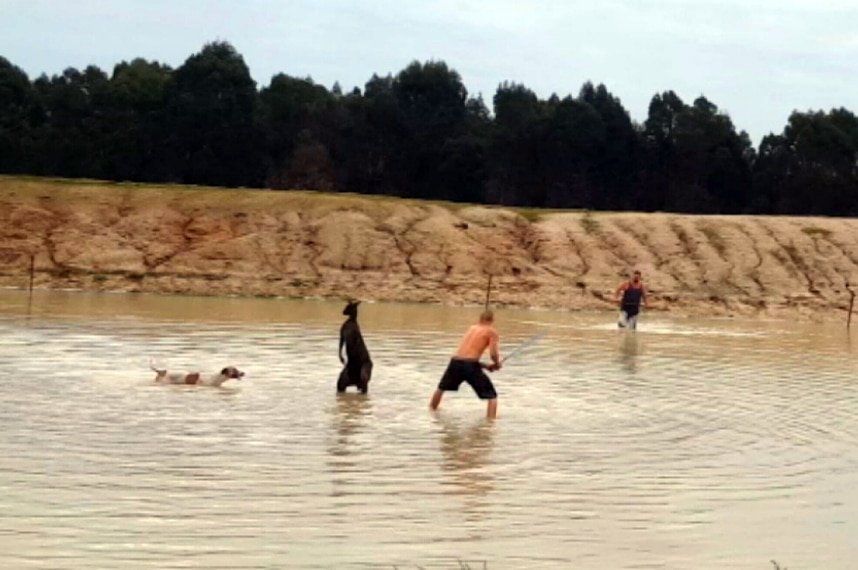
[{"x1": 848, "y1": 285, "x2": 855, "y2": 330}]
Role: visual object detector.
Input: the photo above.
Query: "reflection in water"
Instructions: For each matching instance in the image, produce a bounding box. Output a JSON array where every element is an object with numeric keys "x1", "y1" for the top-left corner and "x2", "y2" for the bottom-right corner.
[
  {"x1": 328, "y1": 394, "x2": 373, "y2": 487},
  {"x1": 332, "y1": 393, "x2": 373, "y2": 450},
  {"x1": 435, "y1": 414, "x2": 496, "y2": 524},
  {"x1": 617, "y1": 331, "x2": 642, "y2": 374},
  {"x1": 2, "y1": 290, "x2": 858, "y2": 569}
]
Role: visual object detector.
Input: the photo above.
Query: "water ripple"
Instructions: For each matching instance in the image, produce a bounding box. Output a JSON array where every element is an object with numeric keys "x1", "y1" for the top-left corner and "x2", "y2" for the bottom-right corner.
[{"x1": 1, "y1": 291, "x2": 857, "y2": 569}]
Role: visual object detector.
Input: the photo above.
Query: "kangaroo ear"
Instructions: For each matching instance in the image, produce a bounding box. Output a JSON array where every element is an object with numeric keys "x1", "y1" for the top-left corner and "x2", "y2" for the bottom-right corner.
[{"x1": 343, "y1": 300, "x2": 360, "y2": 316}]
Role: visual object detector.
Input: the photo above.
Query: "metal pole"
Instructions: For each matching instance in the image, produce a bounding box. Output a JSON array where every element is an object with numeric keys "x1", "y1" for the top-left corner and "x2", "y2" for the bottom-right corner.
[
  {"x1": 849, "y1": 287, "x2": 855, "y2": 330},
  {"x1": 28, "y1": 254, "x2": 35, "y2": 295}
]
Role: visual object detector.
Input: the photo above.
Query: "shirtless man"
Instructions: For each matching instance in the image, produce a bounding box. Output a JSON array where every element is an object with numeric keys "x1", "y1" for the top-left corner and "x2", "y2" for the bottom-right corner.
[
  {"x1": 429, "y1": 310, "x2": 502, "y2": 419},
  {"x1": 616, "y1": 270, "x2": 647, "y2": 330}
]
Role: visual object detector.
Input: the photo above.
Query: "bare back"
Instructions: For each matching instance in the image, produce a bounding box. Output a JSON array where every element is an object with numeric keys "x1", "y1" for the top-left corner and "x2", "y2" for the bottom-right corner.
[{"x1": 454, "y1": 323, "x2": 499, "y2": 361}]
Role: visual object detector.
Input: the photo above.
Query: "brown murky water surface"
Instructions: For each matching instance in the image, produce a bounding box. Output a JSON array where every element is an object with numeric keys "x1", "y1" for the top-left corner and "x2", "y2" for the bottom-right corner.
[{"x1": 0, "y1": 290, "x2": 856, "y2": 569}]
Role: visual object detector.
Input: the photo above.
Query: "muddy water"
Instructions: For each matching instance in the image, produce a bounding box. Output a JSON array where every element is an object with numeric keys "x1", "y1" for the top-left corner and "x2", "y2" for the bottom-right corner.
[{"x1": 0, "y1": 290, "x2": 856, "y2": 569}]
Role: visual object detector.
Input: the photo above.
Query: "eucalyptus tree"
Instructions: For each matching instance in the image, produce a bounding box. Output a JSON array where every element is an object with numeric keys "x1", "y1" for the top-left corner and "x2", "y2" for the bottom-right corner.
[{"x1": 164, "y1": 41, "x2": 262, "y2": 187}]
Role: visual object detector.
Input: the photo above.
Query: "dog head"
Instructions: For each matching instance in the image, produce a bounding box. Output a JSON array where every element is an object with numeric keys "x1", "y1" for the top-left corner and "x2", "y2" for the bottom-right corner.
[
  {"x1": 220, "y1": 366, "x2": 245, "y2": 380},
  {"x1": 343, "y1": 300, "x2": 361, "y2": 318}
]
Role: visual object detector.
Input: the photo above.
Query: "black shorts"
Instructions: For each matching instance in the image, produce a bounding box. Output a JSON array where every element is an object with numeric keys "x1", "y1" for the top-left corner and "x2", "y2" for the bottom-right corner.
[
  {"x1": 622, "y1": 304, "x2": 640, "y2": 318},
  {"x1": 437, "y1": 358, "x2": 497, "y2": 400}
]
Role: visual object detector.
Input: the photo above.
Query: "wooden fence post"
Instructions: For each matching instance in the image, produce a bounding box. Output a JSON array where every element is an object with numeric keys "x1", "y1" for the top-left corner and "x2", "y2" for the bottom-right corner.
[{"x1": 848, "y1": 283, "x2": 855, "y2": 330}]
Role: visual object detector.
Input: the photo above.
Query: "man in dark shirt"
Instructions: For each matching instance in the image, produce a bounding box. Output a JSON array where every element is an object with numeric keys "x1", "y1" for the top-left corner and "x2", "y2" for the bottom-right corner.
[{"x1": 616, "y1": 270, "x2": 647, "y2": 330}]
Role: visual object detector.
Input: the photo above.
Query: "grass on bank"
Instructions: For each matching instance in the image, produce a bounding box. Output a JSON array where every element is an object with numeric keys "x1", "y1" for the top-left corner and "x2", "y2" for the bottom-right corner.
[
  {"x1": 801, "y1": 225, "x2": 833, "y2": 238},
  {"x1": 4, "y1": 174, "x2": 834, "y2": 227},
  {"x1": 387, "y1": 562, "x2": 790, "y2": 569},
  {"x1": 0, "y1": 174, "x2": 589, "y2": 224}
]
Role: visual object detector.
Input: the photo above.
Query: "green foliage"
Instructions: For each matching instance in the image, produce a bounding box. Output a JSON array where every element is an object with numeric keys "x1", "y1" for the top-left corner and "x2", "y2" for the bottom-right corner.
[
  {"x1": 516, "y1": 208, "x2": 544, "y2": 223},
  {"x1": 754, "y1": 108, "x2": 858, "y2": 215},
  {"x1": 801, "y1": 226, "x2": 833, "y2": 238},
  {"x1": 258, "y1": 73, "x2": 336, "y2": 189},
  {"x1": 581, "y1": 212, "x2": 600, "y2": 235},
  {"x1": 164, "y1": 41, "x2": 262, "y2": 187},
  {"x1": 641, "y1": 92, "x2": 754, "y2": 214},
  {"x1": 0, "y1": 56, "x2": 36, "y2": 172},
  {"x1": 1, "y1": 42, "x2": 857, "y2": 217},
  {"x1": 104, "y1": 58, "x2": 172, "y2": 181}
]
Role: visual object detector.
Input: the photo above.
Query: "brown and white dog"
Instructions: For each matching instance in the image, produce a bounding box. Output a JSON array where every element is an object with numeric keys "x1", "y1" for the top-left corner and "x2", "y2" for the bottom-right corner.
[{"x1": 150, "y1": 362, "x2": 245, "y2": 387}]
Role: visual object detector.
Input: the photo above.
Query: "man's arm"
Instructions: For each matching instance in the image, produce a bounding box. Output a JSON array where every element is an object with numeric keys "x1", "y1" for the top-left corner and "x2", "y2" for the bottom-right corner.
[
  {"x1": 488, "y1": 330, "x2": 501, "y2": 371},
  {"x1": 338, "y1": 329, "x2": 346, "y2": 364},
  {"x1": 616, "y1": 282, "x2": 627, "y2": 305},
  {"x1": 642, "y1": 286, "x2": 648, "y2": 308}
]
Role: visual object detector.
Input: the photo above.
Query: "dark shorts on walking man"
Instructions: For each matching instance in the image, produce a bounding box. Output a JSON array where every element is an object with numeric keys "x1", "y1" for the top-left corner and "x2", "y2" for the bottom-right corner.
[
  {"x1": 622, "y1": 304, "x2": 640, "y2": 318},
  {"x1": 437, "y1": 358, "x2": 498, "y2": 400}
]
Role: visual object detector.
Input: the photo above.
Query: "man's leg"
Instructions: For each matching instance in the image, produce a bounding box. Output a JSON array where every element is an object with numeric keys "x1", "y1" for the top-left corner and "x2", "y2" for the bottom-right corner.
[
  {"x1": 430, "y1": 389, "x2": 444, "y2": 410},
  {"x1": 432, "y1": 360, "x2": 460, "y2": 411},
  {"x1": 628, "y1": 313, "x2": 638, "y2": 330},
  {"x1": 486, "y1": 398, "x2": 498, "y2": 419},
  {"x1": 469, "y1": 366, "x2": 498, "y2": 419}
]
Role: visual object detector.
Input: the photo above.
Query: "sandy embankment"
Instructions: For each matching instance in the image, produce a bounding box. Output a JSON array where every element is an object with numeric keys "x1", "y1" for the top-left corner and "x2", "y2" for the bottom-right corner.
[{"x1": 1, "y1": 176, "x2": 857, "y2": 322}]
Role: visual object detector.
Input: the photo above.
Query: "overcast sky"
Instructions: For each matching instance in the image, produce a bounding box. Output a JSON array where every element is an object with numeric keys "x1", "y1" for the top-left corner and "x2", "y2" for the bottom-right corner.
[{"x1": 2, "y1": 0, "x2": 856, "y2": 144}]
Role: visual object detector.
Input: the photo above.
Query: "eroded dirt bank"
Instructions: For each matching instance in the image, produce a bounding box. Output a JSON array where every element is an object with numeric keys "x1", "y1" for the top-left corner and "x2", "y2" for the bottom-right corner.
[{"x1": 2, "y1": 176, "x2": 857, "y2": 321}]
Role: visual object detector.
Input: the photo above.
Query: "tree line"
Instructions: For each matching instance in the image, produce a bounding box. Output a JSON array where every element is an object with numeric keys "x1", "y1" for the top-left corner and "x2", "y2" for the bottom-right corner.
[{"x1": 1, "y1": 41, "x2": 857, "y2": 216}]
